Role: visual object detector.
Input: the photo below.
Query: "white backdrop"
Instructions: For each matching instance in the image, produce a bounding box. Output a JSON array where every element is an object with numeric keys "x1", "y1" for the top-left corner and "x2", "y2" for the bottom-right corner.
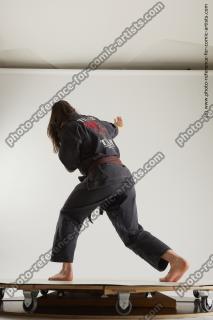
[{"x1": 0, "y1": 69, "x2": 213, "y2": 286}]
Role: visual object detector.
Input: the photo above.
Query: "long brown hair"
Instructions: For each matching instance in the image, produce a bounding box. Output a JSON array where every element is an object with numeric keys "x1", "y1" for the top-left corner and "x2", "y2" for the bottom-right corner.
[{"x1": 47, "y1": 100, "x2": 78, "y2": 153}]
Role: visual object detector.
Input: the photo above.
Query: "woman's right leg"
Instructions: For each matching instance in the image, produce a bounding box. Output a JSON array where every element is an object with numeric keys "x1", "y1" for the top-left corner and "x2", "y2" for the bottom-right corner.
[
  {"x1": 105, "y1": 185, "x2": 189, "y2": 281},
  {"x1": 159, "y1": 250, "x2": 189, "y2": 282}
]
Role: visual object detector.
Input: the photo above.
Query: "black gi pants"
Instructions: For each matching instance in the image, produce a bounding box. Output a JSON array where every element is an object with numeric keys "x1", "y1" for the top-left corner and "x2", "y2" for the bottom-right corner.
[{"x1": 50, "y1": 163, "x2": 171, "y2": 271}]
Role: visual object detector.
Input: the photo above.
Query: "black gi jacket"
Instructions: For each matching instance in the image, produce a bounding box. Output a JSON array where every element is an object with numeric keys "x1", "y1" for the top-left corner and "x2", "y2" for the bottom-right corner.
[{"x1": 57, "y1": 113, "x2": 120, "y2": 176}]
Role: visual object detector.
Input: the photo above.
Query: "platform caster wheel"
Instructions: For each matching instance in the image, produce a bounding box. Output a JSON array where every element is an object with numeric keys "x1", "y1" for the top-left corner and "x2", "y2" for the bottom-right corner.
[
  {"x1": 200, "y1": 296, "x2": 213, "y2": 312},
  {"x1": 40, "y1": 290, "x2": 48, "y2": 296},
  {"x1": 23, "y1": 298, "x2": 38, "y2": 313},
  {"x1": 115, "y1": 300, "x2": 132, "y2": 316},
  {"x1": 0, "y1": 289, "x2": 5, "y2": 300},
  {"x1": 57, "y1": 290, "x2": 65, "y2": 297},
  {"x1": 23, "y1": 291, "x2": 39, "y2": 313},
  {"x1": 193, "y1": 290, "x2": 200, "y2": 299}
]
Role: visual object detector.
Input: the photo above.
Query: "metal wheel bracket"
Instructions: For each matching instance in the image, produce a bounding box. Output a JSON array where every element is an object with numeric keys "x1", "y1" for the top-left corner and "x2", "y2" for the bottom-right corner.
[
  {"x1": 23, "y1": 290, "x2": 39, "y2": 307},
  {"x1": 196, "y1": 290, "x2": 209, "y2": 298},
  {"x1": 118, "y1": 292, "x2": 130, "y2": 310},
  {"x1": 206, "y1": 297, "x2": 213, "y2": 306}
]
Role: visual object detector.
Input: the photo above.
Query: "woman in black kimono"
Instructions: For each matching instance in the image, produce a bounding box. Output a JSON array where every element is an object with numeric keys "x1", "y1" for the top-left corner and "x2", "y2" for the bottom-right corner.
[{"x1": 47, "y1": 100, "x2": 189, "y2": 282}]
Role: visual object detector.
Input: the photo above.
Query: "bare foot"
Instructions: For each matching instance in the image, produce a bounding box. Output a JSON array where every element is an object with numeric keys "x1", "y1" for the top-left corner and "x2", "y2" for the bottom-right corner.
[
  {"x1": 160, "y1": 250, "x2": 189, "y2": 282},
  {"x1": 49, "y1": 262, "x2": 73, "y2": 281},
  {"x1": 48, "y1": 270, "x2": 73, "y2": 281}
]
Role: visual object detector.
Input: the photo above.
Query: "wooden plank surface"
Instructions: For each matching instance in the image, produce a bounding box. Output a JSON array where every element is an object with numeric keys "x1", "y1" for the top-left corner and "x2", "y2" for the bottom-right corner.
[
  {"x1": 1, "y1": 279, "x2": 213, "y2": 292},
  {"x1": 1, "y1": 278, "x2": 213, "y2": 285}
]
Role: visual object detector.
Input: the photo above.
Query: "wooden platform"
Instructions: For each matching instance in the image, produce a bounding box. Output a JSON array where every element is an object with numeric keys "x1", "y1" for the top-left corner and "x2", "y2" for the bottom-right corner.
[{"x1": 1, "y1": 279, "x2": 213, "y2": 318}]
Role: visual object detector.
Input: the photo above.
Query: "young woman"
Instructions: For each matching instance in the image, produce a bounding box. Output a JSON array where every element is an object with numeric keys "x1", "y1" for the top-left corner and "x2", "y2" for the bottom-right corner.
[{"x1": 47, "y1": 100, "x2": 189, "y2": 282}]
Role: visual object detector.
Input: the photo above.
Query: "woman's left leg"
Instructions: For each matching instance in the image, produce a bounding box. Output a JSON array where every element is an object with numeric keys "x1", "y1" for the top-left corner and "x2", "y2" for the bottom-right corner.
[
  {"x1": 49, "y1": 177, "x2": 127, "y2": 281},
  {"x1": 49, "y1": 262, "x2": 73, "y2": 281}
]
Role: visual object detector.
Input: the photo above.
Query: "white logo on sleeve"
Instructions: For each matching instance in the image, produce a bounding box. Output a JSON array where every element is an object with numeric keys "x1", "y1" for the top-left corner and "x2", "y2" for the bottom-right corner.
[{"x1": 100, "y1": 138, "x2": 115, "y2": 149}]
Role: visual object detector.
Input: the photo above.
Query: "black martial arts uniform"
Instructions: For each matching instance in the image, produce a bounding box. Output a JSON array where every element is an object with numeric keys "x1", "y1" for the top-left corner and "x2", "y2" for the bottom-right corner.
[{"x1": 50, "y1": 113, "x2": 171, "y2": 271}]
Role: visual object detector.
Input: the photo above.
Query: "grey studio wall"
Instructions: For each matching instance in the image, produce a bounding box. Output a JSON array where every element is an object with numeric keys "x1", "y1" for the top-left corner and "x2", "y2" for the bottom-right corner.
[{"x1": 0, "y1": 69, "x2": 212, "y2": 286}]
